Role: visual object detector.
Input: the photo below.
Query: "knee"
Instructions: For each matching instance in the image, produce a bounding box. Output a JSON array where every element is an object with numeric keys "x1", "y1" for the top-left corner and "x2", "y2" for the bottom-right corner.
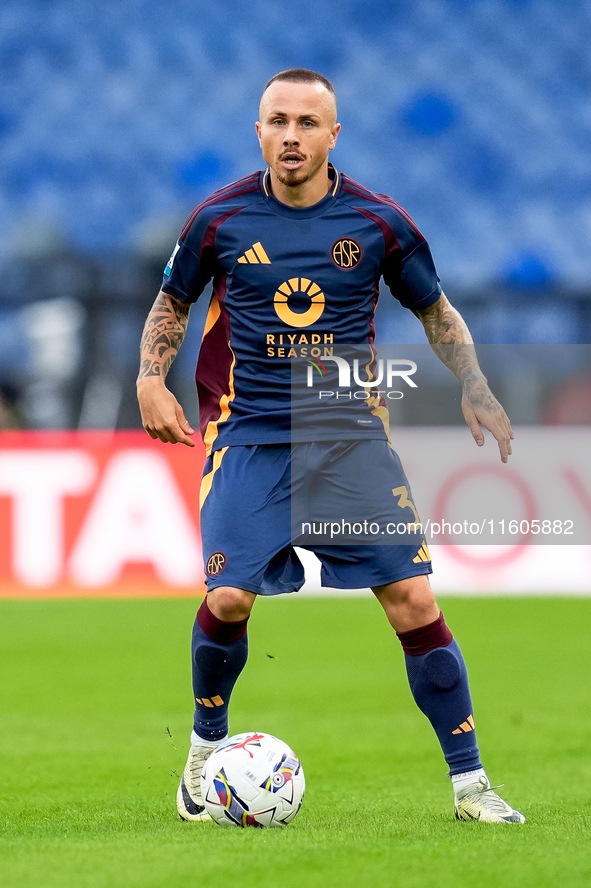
[
  {"x1": 373, "y1": 575, "x2": 439, "y2": 631},
  {"x1": 408, "y1": 596, "x2": 439, "y2": 628},
  {"x1": 374, "y1": 574, "x2": 433, "y2": 607},
  {"x1": 207, "y1": 586, "x2": 256, "y2": 621}
]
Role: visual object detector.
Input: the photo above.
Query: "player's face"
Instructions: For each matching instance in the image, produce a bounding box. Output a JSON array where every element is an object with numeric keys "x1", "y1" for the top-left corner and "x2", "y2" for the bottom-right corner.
[{"x1": 256, "y1": 81, "x2": 340, "y2": 206}]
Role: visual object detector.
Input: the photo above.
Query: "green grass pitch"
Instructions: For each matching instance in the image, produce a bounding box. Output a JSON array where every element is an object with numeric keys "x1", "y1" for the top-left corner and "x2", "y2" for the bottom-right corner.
[{"x1": 1, "y1": 595, "x2": 591, "y2": 888}]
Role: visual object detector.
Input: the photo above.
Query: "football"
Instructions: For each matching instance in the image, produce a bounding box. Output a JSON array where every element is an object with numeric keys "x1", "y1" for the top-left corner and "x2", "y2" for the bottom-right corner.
[{"x1": 201, "y1": 732, "x2": 305, "y2": 828}]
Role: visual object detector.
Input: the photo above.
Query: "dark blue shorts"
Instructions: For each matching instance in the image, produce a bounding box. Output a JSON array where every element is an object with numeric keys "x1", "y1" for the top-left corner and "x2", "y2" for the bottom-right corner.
[{"x1": 199, "y1": 440, "x2": 432, "y2": 595}]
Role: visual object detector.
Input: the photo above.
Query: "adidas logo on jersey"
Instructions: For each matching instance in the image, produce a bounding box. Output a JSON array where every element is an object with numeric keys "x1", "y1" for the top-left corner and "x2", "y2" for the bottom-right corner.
[{"x1": 237, "y1": 242, "x2": 271, "y2": 264}]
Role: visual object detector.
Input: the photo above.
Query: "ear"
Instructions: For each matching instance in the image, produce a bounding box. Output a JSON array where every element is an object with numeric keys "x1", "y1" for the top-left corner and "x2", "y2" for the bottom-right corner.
[
  {"x1": 329, "y1": 122, "x2": 341, "y2": 150},
  {"x1": 255, "y1": 121, "x2": 262, "y2": 145}
]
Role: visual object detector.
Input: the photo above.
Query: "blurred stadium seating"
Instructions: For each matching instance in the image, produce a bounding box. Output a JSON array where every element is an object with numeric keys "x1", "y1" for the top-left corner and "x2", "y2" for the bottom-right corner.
[{"x1": 1, "y1": 0, "x2": 590, "y2": 429}]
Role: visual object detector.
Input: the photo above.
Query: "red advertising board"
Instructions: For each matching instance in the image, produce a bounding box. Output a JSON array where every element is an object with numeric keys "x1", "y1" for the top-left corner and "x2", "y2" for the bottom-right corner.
[
  {"x1": 0, "y1": 431, "x2": 206, "y2": 597},
  {"x1": 2, "y1": 428, "x2": 591, "y2": 597}
]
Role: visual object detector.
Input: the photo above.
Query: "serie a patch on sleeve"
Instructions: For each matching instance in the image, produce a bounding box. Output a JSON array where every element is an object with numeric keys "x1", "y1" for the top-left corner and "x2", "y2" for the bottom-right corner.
[{"x1": 164, "y1": 242, "x2": 181, "y2": 277}]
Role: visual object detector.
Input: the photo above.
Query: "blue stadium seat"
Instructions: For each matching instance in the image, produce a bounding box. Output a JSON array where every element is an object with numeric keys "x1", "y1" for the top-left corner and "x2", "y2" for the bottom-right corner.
[{"x1": 0, "y1": 0, "x2": 588, "y2": 337}]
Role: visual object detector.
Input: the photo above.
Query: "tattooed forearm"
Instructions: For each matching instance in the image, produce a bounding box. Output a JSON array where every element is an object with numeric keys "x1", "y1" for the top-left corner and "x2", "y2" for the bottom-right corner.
[
  {"x1": 416, "y1": 294, "x2": 513, "y2": 462},
  {"x1": 414, "y1": 293, "x2": 484, "y2": 387},
  {"x1": 138, "y1": 290, "x2": 191, "y2": 380}
]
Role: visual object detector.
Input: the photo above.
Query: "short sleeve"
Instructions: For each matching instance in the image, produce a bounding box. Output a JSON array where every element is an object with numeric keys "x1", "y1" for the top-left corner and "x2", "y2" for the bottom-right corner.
[
  {"x1": 160, "y1": 213, "x2": 215, "y2": 304},
  {"x1": 397, "y1": 240, "x2": 442, "y2": 310},
  {"x1": 380, "y1": 209, "x2": 442, "y2": 311}
]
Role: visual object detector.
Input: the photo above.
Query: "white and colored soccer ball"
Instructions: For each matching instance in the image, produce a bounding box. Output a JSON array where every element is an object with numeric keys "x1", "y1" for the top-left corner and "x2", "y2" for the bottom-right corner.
[{"x1": 201, "y1": 732, "x2": 305, "y2": 828}]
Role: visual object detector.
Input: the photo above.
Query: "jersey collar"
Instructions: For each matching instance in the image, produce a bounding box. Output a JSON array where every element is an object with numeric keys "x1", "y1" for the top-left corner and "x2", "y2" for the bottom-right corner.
[{"x1": 260, "y1": 164, "x2": 341, "y2": 218}]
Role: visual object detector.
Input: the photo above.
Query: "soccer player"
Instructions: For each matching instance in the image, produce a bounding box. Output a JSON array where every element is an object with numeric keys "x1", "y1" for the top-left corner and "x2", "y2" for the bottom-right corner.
[{"x1": 137, "y1": 69, "x2": 525, "y2": 824}]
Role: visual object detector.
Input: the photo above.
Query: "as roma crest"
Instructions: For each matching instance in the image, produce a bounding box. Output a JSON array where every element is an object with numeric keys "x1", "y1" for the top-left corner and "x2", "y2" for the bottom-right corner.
[
  {"x1": 331, "y1": 237, "x2": 362, "y2": 269},
  {"x1": 206, "y1": 552, "x2": 226, "y2": 576}
]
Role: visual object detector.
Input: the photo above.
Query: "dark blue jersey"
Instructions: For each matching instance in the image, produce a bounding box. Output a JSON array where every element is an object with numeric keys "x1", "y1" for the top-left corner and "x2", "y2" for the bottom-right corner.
[{"x1": 162, "y1": 166, "x2": 441, "y2": 454}]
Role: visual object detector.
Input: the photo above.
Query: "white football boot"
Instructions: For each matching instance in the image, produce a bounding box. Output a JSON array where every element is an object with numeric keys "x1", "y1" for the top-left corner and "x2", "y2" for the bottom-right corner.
[
  {"x1": 176, "y1": 734, "x2": 223, "y2": 821},
  {"x1": 454, "y1": 775, "x2": 525, "y2": 823}
]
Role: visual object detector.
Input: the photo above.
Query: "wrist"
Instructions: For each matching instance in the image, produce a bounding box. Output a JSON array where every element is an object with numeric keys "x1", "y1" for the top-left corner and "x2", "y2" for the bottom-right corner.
[
  {"x1": 136, "y1": 373, "x2": 167, "y2": 389},
  {"x1": 461, "y1": 370, "x2": 487, "y2": 389}
]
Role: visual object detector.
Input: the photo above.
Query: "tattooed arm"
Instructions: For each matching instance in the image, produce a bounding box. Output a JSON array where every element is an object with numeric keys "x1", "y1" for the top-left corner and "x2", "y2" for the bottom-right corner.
[
  {"x1": 414, "y1": 292, "x2": 513, "y2": 462},
  {"x1": 136, "y1": 289, "x2": 195, "y2": 446}
]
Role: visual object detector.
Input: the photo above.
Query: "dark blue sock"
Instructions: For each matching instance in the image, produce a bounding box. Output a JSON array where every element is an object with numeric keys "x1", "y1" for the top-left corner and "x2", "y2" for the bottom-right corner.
[
  {"x1": 397, "y1": 613, "x2": 482, "y2": 775},
  {"x1": 191, "y1": 596, "x2": 249, "y2": 742}
]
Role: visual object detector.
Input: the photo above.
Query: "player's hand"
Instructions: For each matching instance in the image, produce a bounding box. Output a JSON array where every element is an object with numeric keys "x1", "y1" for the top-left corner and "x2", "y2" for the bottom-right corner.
[
  {"x1": 461, "y1": 377, "x2": 513, "y2": 463},
  {"x1": 136, "y1": 377, "x2": 195, "y2": 447}
]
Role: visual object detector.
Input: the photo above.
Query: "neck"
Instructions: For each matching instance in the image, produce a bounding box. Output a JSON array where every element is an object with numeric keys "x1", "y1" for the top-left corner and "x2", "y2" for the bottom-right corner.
[{"x1": 268, "y1": 165, "x2": 332, "y2": 208}]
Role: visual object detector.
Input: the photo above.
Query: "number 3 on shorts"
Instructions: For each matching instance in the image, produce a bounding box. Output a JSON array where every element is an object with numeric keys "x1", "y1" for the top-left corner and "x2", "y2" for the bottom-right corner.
[{"x1": 392, "y1": 485, "x2": 420, "y2": 524}]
